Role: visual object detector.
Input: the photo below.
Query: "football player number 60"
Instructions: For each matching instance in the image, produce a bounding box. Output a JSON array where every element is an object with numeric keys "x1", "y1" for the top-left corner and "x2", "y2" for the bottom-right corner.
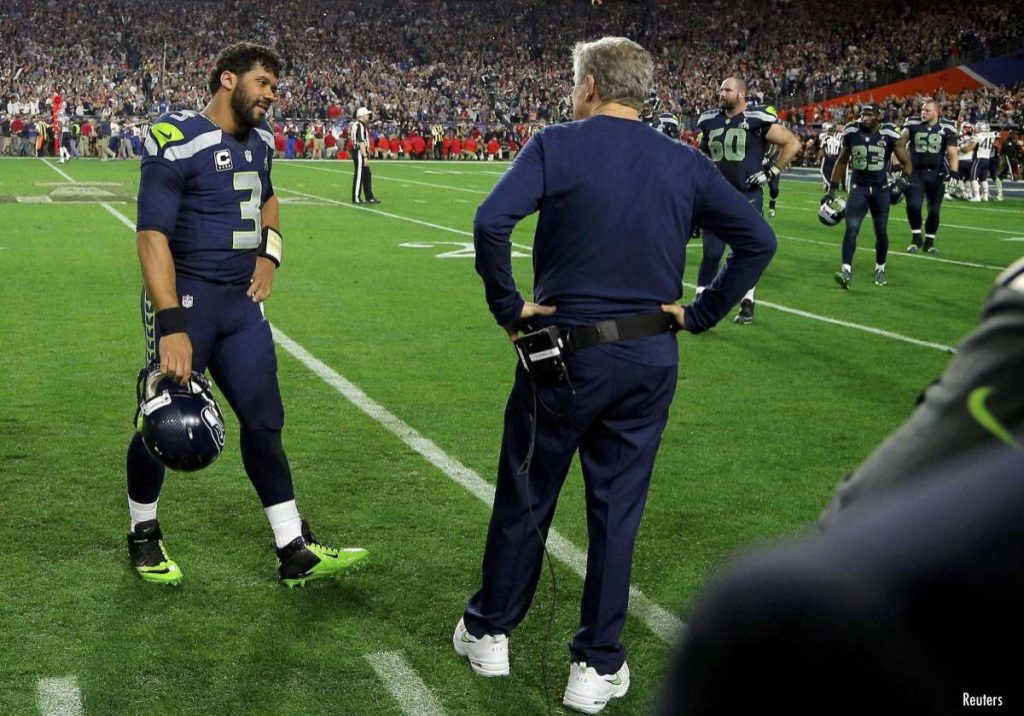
[
  {"x1": 706, "y1": 127, "x2": 747, "y2": 162},
  {"x1": 232, "y1": 171, "x2": 262, "y2": 249}
]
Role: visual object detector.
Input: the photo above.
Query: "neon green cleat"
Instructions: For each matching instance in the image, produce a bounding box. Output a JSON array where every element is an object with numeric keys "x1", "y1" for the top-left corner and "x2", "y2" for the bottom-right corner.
[
  {"x1": 277, "y1": 520, "x2": 367, "y2": 588},
  {"x1": 127, "y1": 520, "x2": 183, "y2": 585}
]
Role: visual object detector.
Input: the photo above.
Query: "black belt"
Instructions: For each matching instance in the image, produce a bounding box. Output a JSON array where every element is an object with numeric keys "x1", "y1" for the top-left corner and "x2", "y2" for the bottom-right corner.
[{"x1": 562, "y1": 312, "x2": 677, "y2": 354}]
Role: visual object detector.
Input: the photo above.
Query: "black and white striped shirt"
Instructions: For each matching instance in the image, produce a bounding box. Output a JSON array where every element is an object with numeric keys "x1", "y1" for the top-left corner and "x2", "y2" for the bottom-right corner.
[{"x1": 350, "y1": 120, "x2": 368, "y2": 153}]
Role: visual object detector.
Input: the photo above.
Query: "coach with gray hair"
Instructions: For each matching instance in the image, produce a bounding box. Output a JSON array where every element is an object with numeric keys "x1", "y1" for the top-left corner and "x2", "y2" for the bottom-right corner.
[{"x1": 452, "y1": 36, "x2": 776, "y2": 713}]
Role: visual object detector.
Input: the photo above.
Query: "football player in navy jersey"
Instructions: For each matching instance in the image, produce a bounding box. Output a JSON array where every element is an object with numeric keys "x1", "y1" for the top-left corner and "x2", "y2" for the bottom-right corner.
[
  {"x1": 128, "y1": 42, "x2": 367, "y2": 587},
  {"x1": 827, "y1": 104, "x2": 912, "y2": 288},
  {"x1": 695, "y1": 77, "x2": 800, "y2": 324},
  {"x1": 897, "y1": 99, "x2": 958, "y2": 253}
]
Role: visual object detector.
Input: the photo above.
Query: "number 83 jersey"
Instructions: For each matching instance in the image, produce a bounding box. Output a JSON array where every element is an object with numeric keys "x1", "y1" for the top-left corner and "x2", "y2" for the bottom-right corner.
[
  {"x1": 841, "y1": 123, "x2": 901, "y2": 188},
  {"x1": 136, "y1": 110, "x2": 276, "y2": 284},
  {"x1": 695, "y1": 105, "x2": 778, "y2": 194}
]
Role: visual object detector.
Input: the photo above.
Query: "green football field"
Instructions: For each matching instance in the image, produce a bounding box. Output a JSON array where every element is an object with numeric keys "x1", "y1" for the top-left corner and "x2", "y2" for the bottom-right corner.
[{"x1": 1, "y1": 156, "x2": 1020, "y2": 714}]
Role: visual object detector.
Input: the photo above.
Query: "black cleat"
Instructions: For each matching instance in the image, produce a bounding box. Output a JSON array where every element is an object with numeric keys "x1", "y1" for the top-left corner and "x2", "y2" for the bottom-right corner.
[
  {"x1": 733, "y1": 298, "x2": 755, "y2": 325},
  {"x1": 276, "y1": 520, "x2": 368, "y2": 587}
]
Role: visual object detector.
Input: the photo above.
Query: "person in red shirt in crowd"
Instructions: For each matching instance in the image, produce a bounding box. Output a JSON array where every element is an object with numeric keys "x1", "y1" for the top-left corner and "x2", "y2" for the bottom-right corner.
[
  {"x1": 294, "y1": 136, "x2": 305, "y2": 157},
  {"x1": 411, "y1": 132, "x2": 425, "y2": 158},
  {"x1": 376, "y1": 133, "x2": 389, "y2": 159},
  {"x1": 442, "y1": 132, "x2": 452, "y2": 159},
  {"x1": 325, "y1": 131, "x2": 337, "y2": 158},
  {"x1": 401, "y1": 134, "x2": 413, "y2": 158},
  {"x1": 486, "y1": 136, "x2": 500, "y2": 160},
  {"x1": 450, "y1": 134, "x2": 462, "y2": 159},
  {"x1": 462, "y1": 134, "x2": 477, "y2": 160},
  {"x1": 274, "y1": 122, "x2": 286, "y2": 157},
  {"x1": 506, "y1": 137, "x2": 519, "y2": 160},
  {"x1": 327, "y1": 104, "x2": 341, "y2": 121},
  {"x1": 388, "y1": 135, "x2": 400, "y2": 158}
]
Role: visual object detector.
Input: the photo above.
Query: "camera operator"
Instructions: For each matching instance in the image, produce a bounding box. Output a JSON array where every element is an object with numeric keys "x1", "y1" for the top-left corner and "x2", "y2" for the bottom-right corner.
[{"x1": 453, "y1": 36, "x2": 776, "y2": 714}]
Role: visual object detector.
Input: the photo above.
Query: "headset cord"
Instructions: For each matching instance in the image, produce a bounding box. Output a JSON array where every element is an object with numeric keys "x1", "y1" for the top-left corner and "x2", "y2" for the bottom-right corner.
[{"x1": 517, "y1": 376, "x2": 576, "y2": 716}]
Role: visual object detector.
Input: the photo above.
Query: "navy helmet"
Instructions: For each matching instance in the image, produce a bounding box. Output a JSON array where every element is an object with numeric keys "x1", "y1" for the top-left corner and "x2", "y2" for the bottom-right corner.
[{"x1": 135, "y1": 364, "x2": 226, "y2": 472}]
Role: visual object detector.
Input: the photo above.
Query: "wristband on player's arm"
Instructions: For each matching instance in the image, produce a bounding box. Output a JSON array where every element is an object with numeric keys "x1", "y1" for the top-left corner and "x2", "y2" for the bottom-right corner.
[
  {"x1": 156, "y1": 307, "x2": 187, "y2": 336},
  {"x1": 259, "y1": 226, "x2": 283, "y2": 267}
]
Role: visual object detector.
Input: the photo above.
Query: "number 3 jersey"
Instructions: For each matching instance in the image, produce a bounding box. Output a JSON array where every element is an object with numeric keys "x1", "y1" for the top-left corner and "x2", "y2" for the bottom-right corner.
[
  {"x1": 841, "y1": 123, "x2": 901, "y2": 187},
  {"x1": 695, "y1": 105, "x2": 778, "y2": 194},
  {"x1": 136, "y1": 110, "x2": 276, "y2": 284}
]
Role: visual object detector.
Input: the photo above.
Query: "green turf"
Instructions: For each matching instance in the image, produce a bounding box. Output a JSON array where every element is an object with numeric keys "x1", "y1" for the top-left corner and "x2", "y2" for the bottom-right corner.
[{"x1": 1, "y1": 156, "x2": 1020, "y2": 714}]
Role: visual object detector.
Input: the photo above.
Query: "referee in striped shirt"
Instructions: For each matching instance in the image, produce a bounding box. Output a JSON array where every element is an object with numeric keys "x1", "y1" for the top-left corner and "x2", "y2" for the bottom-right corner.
[
  {"x1": 350, "y1": 107, "x2": 379, "y2": 204},
  {"x1": 818, "y1": 123, "x2": 844, "y2": 191}
]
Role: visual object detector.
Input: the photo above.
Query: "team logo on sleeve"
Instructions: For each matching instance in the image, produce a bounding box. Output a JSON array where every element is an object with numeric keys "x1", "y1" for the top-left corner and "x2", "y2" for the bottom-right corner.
[
  {"x1": 214, "y1": 149, "x2": 233, "y2": 172},
  {"x1": 244, "y1": 149, "x2": 252, "y2": 163},
  {"x1": 181, "y1": 294, "x2": 194, "y2": 308},
  {"x1": 151, "y1": 122, "x2": 184, "y2": 148}
]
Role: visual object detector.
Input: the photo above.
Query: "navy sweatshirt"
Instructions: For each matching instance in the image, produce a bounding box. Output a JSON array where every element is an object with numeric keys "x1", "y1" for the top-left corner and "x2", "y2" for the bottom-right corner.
[{"x1": 474, "y1": 115, "x2": 777, "y2": 366}]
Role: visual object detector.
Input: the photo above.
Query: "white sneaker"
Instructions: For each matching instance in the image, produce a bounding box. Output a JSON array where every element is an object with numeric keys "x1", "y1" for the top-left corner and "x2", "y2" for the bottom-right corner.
[
  {"x1": 562, "y1": 661, "x2": 630, "y2": 714},
  {"x1": 452, "y1": 617, "x2": 509, "y2": 677}
]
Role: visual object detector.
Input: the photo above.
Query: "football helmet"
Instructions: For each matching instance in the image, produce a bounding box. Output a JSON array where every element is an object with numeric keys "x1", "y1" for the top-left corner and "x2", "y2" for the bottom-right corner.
[
  {"x1": 818, "y1": 196, "x2": 847, "y2": 226},
  {"x1": 135, "y1": 364, "x2": 226, "y2": 472}
]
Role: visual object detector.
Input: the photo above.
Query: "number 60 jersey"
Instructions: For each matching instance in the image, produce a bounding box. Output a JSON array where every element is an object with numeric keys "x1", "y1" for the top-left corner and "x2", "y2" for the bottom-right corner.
[
  {"x1": 136, "y1": 110, "x2": 276, "y2": 285},
  {"x1": 695, "y1": 104, "x2": 778, "y2": 195}
]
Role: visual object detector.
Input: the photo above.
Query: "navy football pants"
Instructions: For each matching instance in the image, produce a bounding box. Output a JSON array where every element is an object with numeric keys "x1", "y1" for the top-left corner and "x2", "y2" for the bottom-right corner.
[
  {"x1": 463, "y1": 348, "x2": 677, "y2": 674},
  {"x1": 128, "y1": 278, "x2": 292, "y2": 507}
]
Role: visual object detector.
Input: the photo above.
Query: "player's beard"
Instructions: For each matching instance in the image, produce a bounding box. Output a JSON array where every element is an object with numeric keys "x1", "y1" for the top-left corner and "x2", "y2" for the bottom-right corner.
[
  {"x1": 231, "y1": 87, "x2": 266, "y2": 130},
  {"x1": 719, "y1": 97, "x2": 736, "y2": 112}
]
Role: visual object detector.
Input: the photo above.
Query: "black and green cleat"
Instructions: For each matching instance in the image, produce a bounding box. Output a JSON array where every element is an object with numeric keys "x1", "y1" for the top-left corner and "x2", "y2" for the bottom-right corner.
[
  {"x1": 128, "y1": 520, "x2": 183, "y2": 586},
  {"x1": 277, "y1": 520, "x2": 367, "y2": 588}
]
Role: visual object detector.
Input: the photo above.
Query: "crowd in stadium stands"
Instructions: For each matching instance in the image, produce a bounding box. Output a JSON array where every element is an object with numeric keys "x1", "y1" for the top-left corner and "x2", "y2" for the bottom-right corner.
[{"x1": 1, "y1": 0, "x2": 1021, "y2": 166}]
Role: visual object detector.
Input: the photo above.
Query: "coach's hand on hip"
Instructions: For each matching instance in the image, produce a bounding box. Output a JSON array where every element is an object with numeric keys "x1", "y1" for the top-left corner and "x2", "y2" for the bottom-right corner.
[
  {"x1": 248, "y1": 256, "x2": 276, "y2": 303},
  {"x1": 506, "y1": 302, "x2": 556, "y2": 341},
  {"x1": 660, "y1": 303, "x2": 686, "y2": 331}
]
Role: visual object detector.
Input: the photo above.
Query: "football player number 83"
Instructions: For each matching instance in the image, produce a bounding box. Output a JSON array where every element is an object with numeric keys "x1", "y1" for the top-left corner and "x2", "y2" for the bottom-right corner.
[
  {"x1": 850, "y1": 145, "x2": 887, "y2": 172},
  {"x1": 706, "y1": 127, "x2": 747, "y2": 162},
  {"x1": 232, "y1": 171, "x2": 262, "y2": 250}
]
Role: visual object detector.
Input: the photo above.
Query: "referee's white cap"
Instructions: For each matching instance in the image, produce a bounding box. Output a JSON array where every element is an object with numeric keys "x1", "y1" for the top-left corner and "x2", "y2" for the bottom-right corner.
[{"x1": 356, "y1": 107, "x2": 371, "y2": 118}]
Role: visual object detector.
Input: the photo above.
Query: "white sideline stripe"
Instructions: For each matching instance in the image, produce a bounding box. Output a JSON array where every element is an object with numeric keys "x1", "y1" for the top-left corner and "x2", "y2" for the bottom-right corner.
[
  {"x1": 272, "y1": 327, "x2": 684, "y2": 645},
  {"x1": 684, "y1": 279, "x2": 955, "y2": 353},
  {"x1": 774, "y1": 234, "x2": 1003, "y2": 271},
  {"x1": 364, "y1": 651, "x2": 446, "y2": 716},
  {"x1": 42, "y1": 159, "x2": 137, "y2": 231},
  {"x1": 290, "y1": 162, "x2": 491, "y2": 195},
  {"x1": 751, "y1": 296, "x2": 955, "y2": 353},
  {"x1": 796, "y1": 199, "x2": 1021, "y2": 235},
  {"x1": 277, "y1": 187, "x2": 474, "y2": 238},
  {"x1": 36, "y1": 676, "x2": 83, "y2": 716}
]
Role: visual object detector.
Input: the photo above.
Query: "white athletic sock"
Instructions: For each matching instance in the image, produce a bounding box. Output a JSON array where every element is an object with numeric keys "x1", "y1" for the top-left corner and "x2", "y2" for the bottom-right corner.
[
  {"x1": 842, "y1": 263, "x2": 852, "y2": 274},
  {"x1": 265, "y1": 499, "x2": 303, "y2": 548},
  {"x1": 876, "y1": 263, "x2": 885, "y2": 271},
  {"x1": 129, "y1": 497, "x2": 159, "y2": 531},
  {"x1": 743, "y1": 287, "x2": 755, "y2": 302},
  {"x1": 981, "y1": 181, "x2": 989, "y2": 200},
  {"x1": 694, "y1": 286, "x2": 705, "y2": 297},
  {"x1": 995, "y1": 177, "x2": 1003, "y2": 198},
  {"x1": 971, "y1": 180, "x2": 980, "y2": 198}
]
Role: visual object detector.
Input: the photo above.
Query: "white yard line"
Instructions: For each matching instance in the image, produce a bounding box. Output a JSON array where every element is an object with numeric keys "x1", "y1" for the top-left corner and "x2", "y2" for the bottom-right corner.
[
  {"x1": 364, "y1": 651, "x2": 447, "y2": 716},
  {"x1": 774, "y1": 234, "x2": 1004, "y2": 271},
  {"x1": 289, "y1": 162, "x2": 491, "y2": 195},
  {"x1": 36, "y1": 677, "x2": 83, "y2": 716}
]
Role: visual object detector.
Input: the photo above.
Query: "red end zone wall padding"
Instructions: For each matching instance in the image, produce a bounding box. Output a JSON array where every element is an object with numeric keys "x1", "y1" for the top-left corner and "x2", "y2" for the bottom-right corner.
[{"x1": 782, "y1": 67, "x2": 983, "y2": 121}]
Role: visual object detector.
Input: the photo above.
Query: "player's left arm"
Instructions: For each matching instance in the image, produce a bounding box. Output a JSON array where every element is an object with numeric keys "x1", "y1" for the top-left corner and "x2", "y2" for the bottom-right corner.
[
  {"x1": 248, "y1": 194, "x2": 281, "y2": 303},
  {"x1": 764, "y1": 123, "x2": 801, "y2": 171}
]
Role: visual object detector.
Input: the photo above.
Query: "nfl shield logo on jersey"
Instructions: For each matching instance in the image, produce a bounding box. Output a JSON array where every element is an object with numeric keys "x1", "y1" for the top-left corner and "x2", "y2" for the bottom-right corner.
[
  {"x1": 181, "y1": 294, "x2": 194, "y2": 309},
  {"x1": 214, "y1": 149, "x2": 233, "y2": 172},
  {"x1": 244, "y1": 149, "x2": 252, "y2": 163}
]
